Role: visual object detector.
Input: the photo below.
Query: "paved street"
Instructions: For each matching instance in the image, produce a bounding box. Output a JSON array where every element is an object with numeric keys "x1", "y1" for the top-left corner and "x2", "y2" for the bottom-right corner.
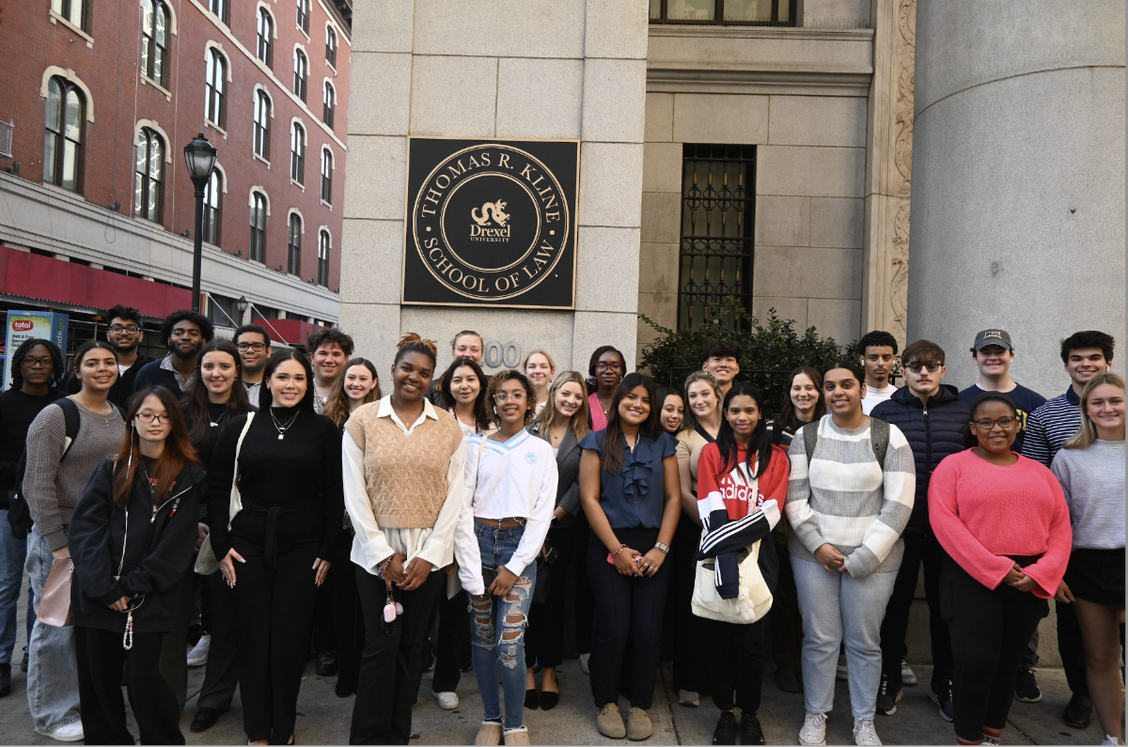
[{"x1": 0, "y1": 584, "x2": 1105, "y2": 747}]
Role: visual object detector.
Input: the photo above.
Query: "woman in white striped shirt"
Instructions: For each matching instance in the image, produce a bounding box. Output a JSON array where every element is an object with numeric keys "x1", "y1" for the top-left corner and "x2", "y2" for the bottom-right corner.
[{"x1": 785, "y1": 361, "x2": 915, "y2": 747}]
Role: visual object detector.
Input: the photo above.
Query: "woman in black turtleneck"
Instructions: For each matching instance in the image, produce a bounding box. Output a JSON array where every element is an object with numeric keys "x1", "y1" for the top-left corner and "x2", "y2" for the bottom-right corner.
[
  {"x1": 178, "y1": 340, "x2": 255, "y2": 733},
  {"x1": 208, "y1": 348, "x2": 343, "y2": 745}
]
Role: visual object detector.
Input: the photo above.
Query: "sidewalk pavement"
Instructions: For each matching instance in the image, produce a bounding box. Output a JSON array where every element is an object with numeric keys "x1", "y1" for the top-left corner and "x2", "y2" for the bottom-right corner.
[{"x1": 0, "y1": 643, "x2": 1106, "y2": 745}]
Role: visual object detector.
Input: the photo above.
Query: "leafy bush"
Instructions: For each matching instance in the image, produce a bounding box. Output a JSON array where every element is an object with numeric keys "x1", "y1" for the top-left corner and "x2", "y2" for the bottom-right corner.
[{"x1": 638, "y1": 302, "x2": 850, "y2": 413}]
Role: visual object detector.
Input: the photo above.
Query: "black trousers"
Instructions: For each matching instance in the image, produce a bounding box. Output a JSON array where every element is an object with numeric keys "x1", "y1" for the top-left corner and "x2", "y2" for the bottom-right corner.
[
  {"x1": 75, "y1": 625, "x2": 184, "y2": 745},
  {"x1": 587, "y1": 528, "x2": 671, "y2": 710},
  {"x1": 525, "y1": 524, "x2": 576, "y2": 669},
  {"x1": 706, "y1": 617, "x2": 765, "y2": 712},
  {"x1": 330, "y1": 537, "x2": 364, "y2": 695},
  {"x1": 942, "y1": 557, "x2": 1048, "y2": 742},
  {"x1": 669, "y1": 515, "x2": 708, "y2": 693},
  {"x1": 573, "y1": 513, "x2": 595, "y2": 655},
  {"x1": 768, "y1": 537, "x2": 803, "y2": 671},
  {"x1": 1055, "y1": 600, "x2": 1090, "y2": 696},
  {"x1": 880, "y1": 532, "x2": 952, "y2": 692},
  {"x1": 158, "y1": 566, "x2": 198, "y2": 713},
  {"x1": 197, "y1": 568, "x2": 240, "y2": 710},
  {"x1": 351, "y1": 568, "x2": 445, "y2": 745},
  {"x1": 432, "y1": 575, "x2": 469, "y2": 693},
  {"x1": 233, "y1": 537, "x2": 321, "y2": 744}
]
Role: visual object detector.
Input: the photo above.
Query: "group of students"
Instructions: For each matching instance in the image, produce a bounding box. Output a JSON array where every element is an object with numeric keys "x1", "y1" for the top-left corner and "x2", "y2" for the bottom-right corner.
[{"x1": 0, "y1": 308, "x2": 1120, "y2": 747}]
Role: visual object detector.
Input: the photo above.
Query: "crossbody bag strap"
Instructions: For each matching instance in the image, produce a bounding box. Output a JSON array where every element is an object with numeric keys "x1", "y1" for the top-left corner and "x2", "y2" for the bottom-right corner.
[{"x1": 227, "y1": 413, "x2": 255, "y2": 530}]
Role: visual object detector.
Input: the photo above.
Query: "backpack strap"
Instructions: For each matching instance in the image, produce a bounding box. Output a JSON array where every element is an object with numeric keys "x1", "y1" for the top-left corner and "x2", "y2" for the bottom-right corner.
[
  {"x1": 869, "y1": 417, "x2": 890, "y2": 471},
  {"x1": 56, "y1": 398, "x2": 82, "y2": 460},
  {"x1": 802, "y1": 421, "x2": 818, "y2": 469}
]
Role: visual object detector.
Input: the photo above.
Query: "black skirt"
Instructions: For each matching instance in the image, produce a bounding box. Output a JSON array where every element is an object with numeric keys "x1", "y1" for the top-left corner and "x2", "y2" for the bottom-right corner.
[{"x1": 1064, "y1": 547, "x2": 1125, "y2": 609}]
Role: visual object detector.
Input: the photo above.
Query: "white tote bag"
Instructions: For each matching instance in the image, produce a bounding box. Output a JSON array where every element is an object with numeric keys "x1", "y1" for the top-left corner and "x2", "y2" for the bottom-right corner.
[{"x1": 195, "y1": 414, "x2": 255, "y2": 575}]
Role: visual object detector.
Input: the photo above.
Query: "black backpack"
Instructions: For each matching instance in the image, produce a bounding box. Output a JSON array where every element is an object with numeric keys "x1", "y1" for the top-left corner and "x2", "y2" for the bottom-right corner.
[
  {"x1": 800, "y1": 417, "x2": 891, "y2": 470},
  {"x1": 8, "y1": 398, "x2": 84, "y2": 540}
]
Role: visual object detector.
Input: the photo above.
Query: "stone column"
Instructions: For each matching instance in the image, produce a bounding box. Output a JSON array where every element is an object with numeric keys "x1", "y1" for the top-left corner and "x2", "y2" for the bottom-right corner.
[
  {"x1": 908, "y1": 1, "x2": 1125, "y2": 395},
  {"x1": 861, "y1": 0, "x2": 915, "y2": 349},
  {"x1": 339, "y1": 1, "x2": 649, "y2": 376}
]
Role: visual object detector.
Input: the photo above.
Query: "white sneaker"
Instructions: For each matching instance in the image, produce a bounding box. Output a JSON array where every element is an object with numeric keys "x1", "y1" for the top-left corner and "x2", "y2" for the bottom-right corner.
[
  {"x1": 836, "y1": 654, "x2": 848, "y2": 682},
  {"x1": 798, "y1": 711, "x2": 827, "y2": 746},
  {"x1": 432, "y1": 689, "x2": 459, "y2": 710},
  {"x1": 678, "y1": 689, "x2": 700, "y2": 707},
  {"x1": 186, "y1": 634, "x2": 211, "y2": 668},
  {"x1": 578, "y1": 652, "x2": 590, "y2": 675},
  {"x1": 37, "y1": 721, "x2": 84, "y2": 742},
  {"x1": 1100, "y1": 736, "x2": 1122, "y2": 746},
  {"x1": 853, "y1": 717, "x2": 882, "y2": 746},
  {"x1": 900, "y1": 658, "x2": 917, "y2": 686}
]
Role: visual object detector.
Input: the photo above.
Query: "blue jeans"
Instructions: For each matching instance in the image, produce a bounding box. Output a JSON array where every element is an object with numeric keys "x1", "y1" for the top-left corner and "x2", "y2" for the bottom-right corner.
[
  {"x1": 792, "y1": 556, "x2": 898, "y2": 720},
  {"x1": 470, "y1": 523, "x2": 536, "y2": 733},
  {"x1": 25, "y1": 526, "x2": 81, "y2": 733},
  {"x1": 0, "y1": 510, "x2": 35, "y2": 663}
]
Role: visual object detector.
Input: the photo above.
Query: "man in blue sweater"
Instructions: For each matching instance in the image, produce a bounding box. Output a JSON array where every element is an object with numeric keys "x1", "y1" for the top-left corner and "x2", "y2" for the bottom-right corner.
[
  {"x1": 872, "y1": 340, "x2": 971, "y2": 722},
  {"x1": 132, "y1": 311, "x2": 214, "y2": 395}
]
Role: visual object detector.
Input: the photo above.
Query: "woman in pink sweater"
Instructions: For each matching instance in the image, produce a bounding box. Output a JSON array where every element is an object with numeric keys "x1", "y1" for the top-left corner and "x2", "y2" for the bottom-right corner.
[{"x1": 928, "y1": 392, "x2": 1071, "y2": 746}]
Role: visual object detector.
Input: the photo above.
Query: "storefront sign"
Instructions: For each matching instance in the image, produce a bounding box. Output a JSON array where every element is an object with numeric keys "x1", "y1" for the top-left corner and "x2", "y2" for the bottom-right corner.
[
  {"x1": 403, "y1": 138, "x2": 578, "y2": 308},
  {"x1": 3, "y1": 311, "x2": 68, "y2": 390}
]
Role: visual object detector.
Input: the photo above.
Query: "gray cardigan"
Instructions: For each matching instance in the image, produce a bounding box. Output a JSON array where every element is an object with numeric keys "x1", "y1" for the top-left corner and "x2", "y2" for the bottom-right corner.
[{"x1": 527, "y1": 422, "x2": 582, "y2": 528}]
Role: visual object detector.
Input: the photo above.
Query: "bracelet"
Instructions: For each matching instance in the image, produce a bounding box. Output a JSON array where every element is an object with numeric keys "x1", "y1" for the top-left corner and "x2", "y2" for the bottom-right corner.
[
  {"x1": 376, "y1": 557, "x2": 393, "y2": 575},
  {"x1": 611, "y1": 544, "x2": 628, "y2": 557}
]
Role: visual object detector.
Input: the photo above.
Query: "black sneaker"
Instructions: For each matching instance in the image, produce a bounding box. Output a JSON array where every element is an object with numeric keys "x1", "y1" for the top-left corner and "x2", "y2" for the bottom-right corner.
[
  {"x1": 1062, "y1": 693, "x2": 1092, "y2": 729},
  {"x1": 712, "y1": 711, "x2": 737, "y2": 745},
  {"x1": 1014, "y1": 667, "x2": 1042, "y2": 703},
  {"x1": 20, "y1": 649, "x2": 28, "y2": 673},
  {"x1": 876, "y1": 672, "x2": 901, "y2": 716},
  {"x1": 0, "y1": 663, "x2": 10, "y2": 697},
  {"x1": 741, "y1": 711, "x2": 766, "y2": 746},
  {"x1": 930, "y1": 680, "x2": 954, "y2": 722},
  {"x1": 315, "y1": 649, "x2": 339, "y2": 677}
]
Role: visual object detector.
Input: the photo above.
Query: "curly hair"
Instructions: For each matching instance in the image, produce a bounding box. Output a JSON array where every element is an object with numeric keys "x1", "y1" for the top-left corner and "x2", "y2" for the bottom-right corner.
[
  {"x1": 394, "y1": 332, "x2": 439, "y2": 367},
  {"x1": 159, "y1": 310, "x2": 214, "y2": 348},
  {"x1": 484, "y1": 369, "x2": 538, "y2": 426},
  {"x1": 9, "y1": 338, "x2": 64, "y2": 390},
  {"x1": 1060, "y1": 330, "x2": 1115, "y2": 364},
  {"x1": 307, "y1": 327, "x2": 355, "y2": 357}
]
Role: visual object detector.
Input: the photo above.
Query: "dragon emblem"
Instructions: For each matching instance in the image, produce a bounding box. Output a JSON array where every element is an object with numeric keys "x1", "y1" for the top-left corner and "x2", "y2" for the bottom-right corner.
[{"x1": 471, "y1": 200, "x2": 510, "y2": 228}]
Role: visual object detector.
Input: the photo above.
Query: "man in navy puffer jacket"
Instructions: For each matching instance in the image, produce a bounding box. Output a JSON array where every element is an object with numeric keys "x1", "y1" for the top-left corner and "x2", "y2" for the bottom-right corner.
[{"x1": 871, "y1": 340, "x2": 972, "y2": 721}]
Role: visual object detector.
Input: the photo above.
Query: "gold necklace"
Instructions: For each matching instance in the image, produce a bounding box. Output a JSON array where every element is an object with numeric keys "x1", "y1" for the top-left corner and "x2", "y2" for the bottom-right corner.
[{"x1": 75, "y1": 395, "x2": 112, "y2": 426}]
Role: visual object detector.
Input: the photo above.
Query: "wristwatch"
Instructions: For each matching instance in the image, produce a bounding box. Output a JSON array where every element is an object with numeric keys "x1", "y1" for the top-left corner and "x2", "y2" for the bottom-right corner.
[{"x1": 654, "y1": 542, "x2": 670, "y2": 554}]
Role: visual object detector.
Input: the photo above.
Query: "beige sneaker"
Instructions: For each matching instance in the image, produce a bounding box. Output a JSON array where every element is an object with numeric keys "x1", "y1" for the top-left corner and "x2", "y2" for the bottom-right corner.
[
  {"x1": 627, "y1": 707, "x2": 653, "y2": 741},
  {"x1": 596, "y1": 703, "x2": 626, "y2": 739},
  {"x1": 503, "y1": 729, "x2": 531, "y2": 745},
  {"x1": 475, "y1": 722, "x2": 502, "y2": 746}
]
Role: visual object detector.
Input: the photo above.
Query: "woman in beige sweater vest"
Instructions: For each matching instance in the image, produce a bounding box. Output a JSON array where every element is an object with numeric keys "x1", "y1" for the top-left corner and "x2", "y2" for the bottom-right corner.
[{"x1": 343, "y1": 334, "x2": 467, "y2": 745}]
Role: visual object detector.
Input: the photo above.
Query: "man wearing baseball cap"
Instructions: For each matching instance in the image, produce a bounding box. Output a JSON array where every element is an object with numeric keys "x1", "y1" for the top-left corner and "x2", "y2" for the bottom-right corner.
[{"x1": 959, "y1": 329, "x2": 1046, "y2": 454}]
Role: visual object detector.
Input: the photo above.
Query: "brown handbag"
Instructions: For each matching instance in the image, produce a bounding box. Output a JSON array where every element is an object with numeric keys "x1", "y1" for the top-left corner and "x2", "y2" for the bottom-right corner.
[{"x1": 38, "y1": 557, "x2": 74, "y2": 627}]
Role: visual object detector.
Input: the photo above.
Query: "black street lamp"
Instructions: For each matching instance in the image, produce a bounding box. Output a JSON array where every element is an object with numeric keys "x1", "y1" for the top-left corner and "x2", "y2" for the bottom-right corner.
[
  {"x1": 236, "y1": 295, "x2": 249, "y2": 323},
  {"x1": 184, "y1": 133, "x2": 218, "y2": 313}
]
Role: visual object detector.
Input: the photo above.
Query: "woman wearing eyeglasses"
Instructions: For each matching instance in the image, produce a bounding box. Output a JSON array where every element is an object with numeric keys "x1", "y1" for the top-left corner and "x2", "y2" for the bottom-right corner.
[
  {"x1": 929, "y1": 392, "x2": 1071, "y2": 746},
  {"x1": 587, "y1": 346, "x2": 627, "y2": 432},
  {"x1": 23, "y1": 340, "x2": 126, "y2": 741},
  {"x1": 68, "y1": 386, "x2": 205, "y2": 745}
]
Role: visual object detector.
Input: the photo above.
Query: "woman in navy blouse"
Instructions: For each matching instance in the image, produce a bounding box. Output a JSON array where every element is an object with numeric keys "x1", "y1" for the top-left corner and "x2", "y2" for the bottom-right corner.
[{"x1": 579, "y1": 372, "x2": 681, "y2": 741}]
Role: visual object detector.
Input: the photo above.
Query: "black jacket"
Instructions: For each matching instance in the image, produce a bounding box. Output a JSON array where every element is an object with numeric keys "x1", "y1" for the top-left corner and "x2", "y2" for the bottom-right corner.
[
  {"x1": 871, "y1": 384, "x2": 971, "y2": 535},
  {"x1": 63, "y1": 355, "x2": 154, "y2": 408},
  {"x1": 69, "y1": 458, "x2": 205, "y2": 634}
]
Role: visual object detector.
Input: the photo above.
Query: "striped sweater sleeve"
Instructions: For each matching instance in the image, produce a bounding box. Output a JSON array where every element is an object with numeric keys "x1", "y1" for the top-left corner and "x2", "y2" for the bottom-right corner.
[
  {"x1": 784, "y1": 426, "x2": 826, "y2": 554},
  {"x1": 842, "y1": 423, "x2": 915, "y2": 578}
]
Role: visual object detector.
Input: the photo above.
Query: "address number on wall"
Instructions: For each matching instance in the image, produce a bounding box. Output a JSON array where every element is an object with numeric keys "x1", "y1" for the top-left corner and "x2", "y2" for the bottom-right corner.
[{"x1": 484, "y1": 341, "x2": 522, "y2": 369}]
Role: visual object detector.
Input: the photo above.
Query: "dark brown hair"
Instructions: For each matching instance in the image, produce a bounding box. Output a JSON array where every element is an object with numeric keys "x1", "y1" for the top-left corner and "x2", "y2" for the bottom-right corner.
[
  {"x1": 776, "y1": 365, "x2": 826, "y2": 433},
  {"x1": 484, "y1": 370, "x2": 538, "y2": 426},
  {"x1": 113, "y1": 386, "x2": 201, "y2": 509},
  {"x1": 601, "y1": 373, "x2": 659, "y2": 475},
  {"x1": 183, "y1": 340, "x2": 252, "y2": 445}
]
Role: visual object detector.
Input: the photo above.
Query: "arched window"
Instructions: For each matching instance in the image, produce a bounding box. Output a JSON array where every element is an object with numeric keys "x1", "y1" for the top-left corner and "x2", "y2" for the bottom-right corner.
[
  {"x1": 209, "y1": 0, "x2": 228, "y2": 25},
  {"x1": 141, "y1": 0, "x2": 171, "y2": 87},
  {"x1": 325, "y1": 25, "x2": 338, "y2": 67},
  {"x1": 293, "y1": 48, "x2": 308, "y2": 102},
  {"x1": 134, "y1": 127, "x2": 165, "y2": 222},
  {"x1": 287, "y1": 213, "x2": 302, "y2": 276},
  {"x1": 290, "y1": 121, "x2": 305, "y2": 184},
  {"x1": 317, "y1": 229, "x2": 330, "y2": 287},
  {"x1": 205, "y1": 48, "x2": 227, "y2": 127},
  {"x1": 322, "y1": 81, "x2": 335, "y2": 129},
  {"x1": 253, "y1": 90, "x2": 271, "y2": 159},
  {"x1": 44, "y1": 76, "x2": 85, "y2": 193},
  {"x1": 256, "y1": 8, "x2": 274, "y2": 67},
  {"x1": 51, "y1": 0, "x2": 89, "y2": 32},
  {"x1": 296, "y1": 0, "x2": 310, "y2": 33},
  {"x1": 203, "y1": 169, "x2": 222, "y2": 245},
  {"x1": 249, "y1": 192, "x2": 267, "y2": 262},
  {"x1": 320, "y1": 148, "x2": 333, "y2": 204}
]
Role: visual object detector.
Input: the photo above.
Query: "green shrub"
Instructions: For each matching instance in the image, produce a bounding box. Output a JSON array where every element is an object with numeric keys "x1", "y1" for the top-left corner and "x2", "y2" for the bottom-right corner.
[{"x1": 638, "y1": 302, "x2": 850, "y2": 413}]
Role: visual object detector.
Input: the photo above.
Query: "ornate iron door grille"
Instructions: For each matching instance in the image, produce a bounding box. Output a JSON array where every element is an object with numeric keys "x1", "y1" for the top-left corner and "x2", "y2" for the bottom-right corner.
[{"x1": 677, "y1": 144, "x2": 755, "y2": 330}]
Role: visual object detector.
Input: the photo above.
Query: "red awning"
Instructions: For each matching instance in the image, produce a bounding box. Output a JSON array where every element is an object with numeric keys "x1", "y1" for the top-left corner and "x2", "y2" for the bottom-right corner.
[{"x1": 251, "y1": 317, "x2": 322, "y2": 347}]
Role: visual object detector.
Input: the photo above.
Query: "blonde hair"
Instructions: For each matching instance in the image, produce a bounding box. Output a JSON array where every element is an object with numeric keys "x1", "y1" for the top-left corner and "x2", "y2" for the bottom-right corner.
[
  {"x1": 522, "y1": 349, "x2": 556, "y2": 376},
  {"x1": 1063, "y1": 372, "x2": 1125, "y2": 450},
  {"x1": 534, "y1": 371, "x2": 590, "y2": 441},
  {"x1": 681, "y1": 369, "x2": 722, "y2": 433}
]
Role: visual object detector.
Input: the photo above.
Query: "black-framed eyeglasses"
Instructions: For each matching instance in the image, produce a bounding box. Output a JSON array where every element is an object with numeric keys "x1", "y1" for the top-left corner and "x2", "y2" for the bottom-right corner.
[
  {"x1": 109, "y1": 325, "x2": 140, "y2": 334},
  {"x1": 974, "y1": 416, "x2": 1016, "y2": 430},
  {"x1": 905, "y1": 362, "x2": 942, "y2": 373},
  {"x1": 23, "y1": 358, "x2": 53, "y2": 368},
  {"x1": 236, "y1": 342, "x2": 267, "y2": 352},
  {"x1": 135, "y1": 412, "x2": 169, "y2": 424},
  {"x1": 596, "y1": 362, "x2": 623, "y2": 372}
]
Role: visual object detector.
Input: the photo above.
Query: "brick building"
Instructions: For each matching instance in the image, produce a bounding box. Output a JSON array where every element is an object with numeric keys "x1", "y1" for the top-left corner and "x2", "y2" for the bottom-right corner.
[{"x1": 0, "y1": 0, "x2": 350, "y2": 358}]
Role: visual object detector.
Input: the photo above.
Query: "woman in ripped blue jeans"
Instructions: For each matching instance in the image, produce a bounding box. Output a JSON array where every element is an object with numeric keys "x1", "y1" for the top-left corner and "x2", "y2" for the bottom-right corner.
[{"x1": 455, "y1": 370, "x2": 556, "y2": 746}]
